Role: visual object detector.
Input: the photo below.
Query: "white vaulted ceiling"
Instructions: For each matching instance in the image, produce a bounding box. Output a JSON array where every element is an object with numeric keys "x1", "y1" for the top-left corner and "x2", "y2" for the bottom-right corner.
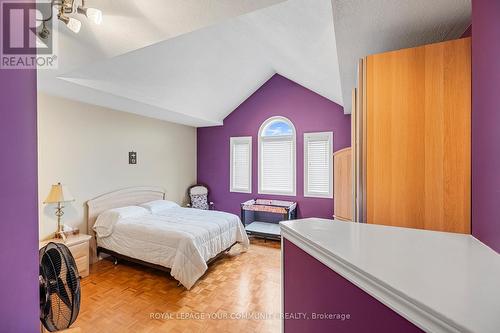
[
  {"x1": 38, "y1": 0, "x2": 342, "y2": 126},
  {"x1": 37, "y1": 0, "x2": 471, "y2": 127}
]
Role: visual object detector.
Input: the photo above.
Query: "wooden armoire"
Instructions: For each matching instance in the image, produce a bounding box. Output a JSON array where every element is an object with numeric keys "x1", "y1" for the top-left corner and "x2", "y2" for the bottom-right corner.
[
  {"x1": 333, "y1": 147, "x2": 353, "y2": 221},
  {"x1": 352, "y1": 37, "x2": 471, "y2": 234}
]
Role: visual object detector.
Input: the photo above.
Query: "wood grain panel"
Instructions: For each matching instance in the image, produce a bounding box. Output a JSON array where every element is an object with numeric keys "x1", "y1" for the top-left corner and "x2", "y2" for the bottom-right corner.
[
  {"x1": 366, "y1": 38, "x2": 471, "y2": 233},
  {"x1": 361, "y1": 57, "x2": 368, "y2": 223},
  {"x1": 351, "y1": 88, "x2": 357, "y2": 221},
  {"x1": 334, "y1": 147, "x2": 353, "y2": 221},
  {"x1": 353, "y1": 58, "x2": 366, "y2": 223}
]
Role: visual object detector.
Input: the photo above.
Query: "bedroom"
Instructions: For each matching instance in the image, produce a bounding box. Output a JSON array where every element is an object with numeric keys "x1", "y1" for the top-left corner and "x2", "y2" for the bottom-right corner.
[{"x1": 1, "y1": 0, "x2": 500, "y2": 333}]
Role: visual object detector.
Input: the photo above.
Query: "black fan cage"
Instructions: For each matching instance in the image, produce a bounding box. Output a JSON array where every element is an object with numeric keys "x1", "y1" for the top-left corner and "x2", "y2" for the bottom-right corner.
[{"x1": 39, "y1": 242, "x2": 81, "y2": 332}]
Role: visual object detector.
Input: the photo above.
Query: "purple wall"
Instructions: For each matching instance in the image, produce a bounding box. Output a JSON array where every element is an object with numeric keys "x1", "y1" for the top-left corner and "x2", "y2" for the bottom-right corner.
[
  {"x1": 283, "y1": 239, "x2": 423, "y2": 332},
  {"x1": 0, "y1": 0, "x2": 39, "y2": 331},
  {"x1": 471, "y1": 0, "x2": 500, "y2": 253},
  {"x1": 197, "y1": 74, "x2": 351, "y2": 218}
]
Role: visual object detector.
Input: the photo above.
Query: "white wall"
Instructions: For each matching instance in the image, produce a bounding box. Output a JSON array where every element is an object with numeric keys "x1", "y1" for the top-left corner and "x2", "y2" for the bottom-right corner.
[{"x1": 37, "y1": 93, "x2": 197, "y2": 240}]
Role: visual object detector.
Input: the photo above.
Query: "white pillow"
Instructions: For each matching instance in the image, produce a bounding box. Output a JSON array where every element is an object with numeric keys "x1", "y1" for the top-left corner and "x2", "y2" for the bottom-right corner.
[
  {"x1": 140, "y1": 200, "x2": 179, "y2": 214},
  {"x1": 93, "y1": 206, "x2": 149, "y2": 238}
]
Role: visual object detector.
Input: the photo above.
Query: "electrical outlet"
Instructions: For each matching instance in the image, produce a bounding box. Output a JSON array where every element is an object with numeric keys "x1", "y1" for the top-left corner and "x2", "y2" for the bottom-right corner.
[{"x1": 129, "y1": 151, "x2": 137, "y2": 164}]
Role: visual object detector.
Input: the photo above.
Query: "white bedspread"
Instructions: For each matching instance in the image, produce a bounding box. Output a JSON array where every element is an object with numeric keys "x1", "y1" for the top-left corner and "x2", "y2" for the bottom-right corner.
[{"x1": 97, "y1": 207, "x2": 249, "y2": 289}]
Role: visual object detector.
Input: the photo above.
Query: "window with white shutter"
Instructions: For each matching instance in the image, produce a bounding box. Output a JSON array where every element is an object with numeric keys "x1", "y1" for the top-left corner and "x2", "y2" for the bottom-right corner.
[
  {"x1": 258, "y1": 117, "x2": 296, "y2": 196},
  {"x1": 304, "y1": 132, "x2": 333, "y2": 198},
  {"x1": 230, "y1": 137, "x2": 252, "y2": 193}
]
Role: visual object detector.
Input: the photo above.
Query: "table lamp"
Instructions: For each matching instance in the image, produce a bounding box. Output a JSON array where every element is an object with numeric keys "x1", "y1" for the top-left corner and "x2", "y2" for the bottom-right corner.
[{"x1": 43, "y1": 182, "x2": 75, "y2": 238}]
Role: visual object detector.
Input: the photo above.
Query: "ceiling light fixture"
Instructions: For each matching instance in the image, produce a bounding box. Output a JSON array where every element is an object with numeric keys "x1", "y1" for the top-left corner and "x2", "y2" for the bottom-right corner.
[
  {"x1": 77, "y1": 1, "x2": 103, "y2": 25},
  {"x1": 38, "y1": 21, "x2": 51, "y2": 39},
  {"x1": 58, "y1": 14, "x2": 82, "y2": 34},
  {"x1": 37, "y1": 0, "x2": 103, "y2": 38}
]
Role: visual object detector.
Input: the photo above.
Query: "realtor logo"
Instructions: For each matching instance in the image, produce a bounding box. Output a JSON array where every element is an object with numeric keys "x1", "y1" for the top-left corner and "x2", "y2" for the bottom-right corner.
[{"x1": 1, "y1": 0, "x2": 58, "y2": 69}]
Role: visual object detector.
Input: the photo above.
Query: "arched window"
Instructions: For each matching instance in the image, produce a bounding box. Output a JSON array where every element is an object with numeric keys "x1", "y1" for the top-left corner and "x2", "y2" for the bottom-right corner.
[{"x1": 258, "y1": 116, "x2": 296, "y2": 195}]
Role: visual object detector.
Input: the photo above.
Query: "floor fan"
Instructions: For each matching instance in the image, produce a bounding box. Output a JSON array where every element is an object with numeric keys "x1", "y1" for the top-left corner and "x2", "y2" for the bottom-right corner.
[{"x1": 39, "y1": 242, "x2": 81, "y2": 332}]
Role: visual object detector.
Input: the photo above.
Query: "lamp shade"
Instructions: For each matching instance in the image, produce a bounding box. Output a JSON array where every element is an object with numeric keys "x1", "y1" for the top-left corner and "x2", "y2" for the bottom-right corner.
[{"x1": 43, "y1": 183, "x2": 75, "y2": 204}]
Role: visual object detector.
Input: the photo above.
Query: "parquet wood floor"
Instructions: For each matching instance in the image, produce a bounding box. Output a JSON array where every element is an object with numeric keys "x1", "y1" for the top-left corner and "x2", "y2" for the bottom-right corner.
[{"x1": 74, "y1": 238, "x2": 281, "y2": 333}]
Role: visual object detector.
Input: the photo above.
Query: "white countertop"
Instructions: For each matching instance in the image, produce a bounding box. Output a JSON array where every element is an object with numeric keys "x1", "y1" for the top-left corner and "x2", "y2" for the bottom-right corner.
[{"x1": 280, "y1": 218, "x2": 500, "y2": 333}]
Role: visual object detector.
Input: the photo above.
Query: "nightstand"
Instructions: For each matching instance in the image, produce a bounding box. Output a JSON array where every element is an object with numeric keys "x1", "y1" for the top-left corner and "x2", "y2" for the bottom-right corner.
[{"x1": 39, "y1": 234, "x2": 92, "y2": 278}]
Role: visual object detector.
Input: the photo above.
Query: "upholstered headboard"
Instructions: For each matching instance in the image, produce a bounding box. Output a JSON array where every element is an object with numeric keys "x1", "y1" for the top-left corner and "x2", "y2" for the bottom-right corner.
[{"x1": 86, "y1": 186, "x2": 165, "y2": 263}]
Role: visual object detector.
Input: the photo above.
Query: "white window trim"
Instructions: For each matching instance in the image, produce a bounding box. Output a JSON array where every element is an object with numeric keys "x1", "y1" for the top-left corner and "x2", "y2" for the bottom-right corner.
[
  {"x1": 304, "y1": 131, "x2": 333, "y2": 198},
  {"x1": 258, "y1": 116, "x2": 296, "y2": 196},
  {"x1": 229, "y1": 136, "x2": 252, "y2": 193}
]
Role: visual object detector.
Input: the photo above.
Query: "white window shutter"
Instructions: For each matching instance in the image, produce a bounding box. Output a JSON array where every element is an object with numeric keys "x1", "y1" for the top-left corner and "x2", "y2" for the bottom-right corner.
[
  {"x1": 257, "y1": 116, "x2": 296, "y2": 196},
  {"x1": 304, "y1": 132, "x2": 333, "y2": 198},
  {"x1": 261, "y1": 140, "x2": 294, "y2": 194},
  {"x1": 230, "y1": 137, "x2": 252, "y2": 193}
]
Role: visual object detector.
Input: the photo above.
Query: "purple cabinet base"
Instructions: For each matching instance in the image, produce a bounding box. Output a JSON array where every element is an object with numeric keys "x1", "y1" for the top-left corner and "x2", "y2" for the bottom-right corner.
[{"x1": 283, "y1": 239, "x2": 423, "y2": 333}]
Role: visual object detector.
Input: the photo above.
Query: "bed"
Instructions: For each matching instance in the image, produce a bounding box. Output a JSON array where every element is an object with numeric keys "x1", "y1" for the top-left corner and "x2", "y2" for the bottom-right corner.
[{"x1": 86, "y1": 186, "x2": 249, "y2": 289}]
